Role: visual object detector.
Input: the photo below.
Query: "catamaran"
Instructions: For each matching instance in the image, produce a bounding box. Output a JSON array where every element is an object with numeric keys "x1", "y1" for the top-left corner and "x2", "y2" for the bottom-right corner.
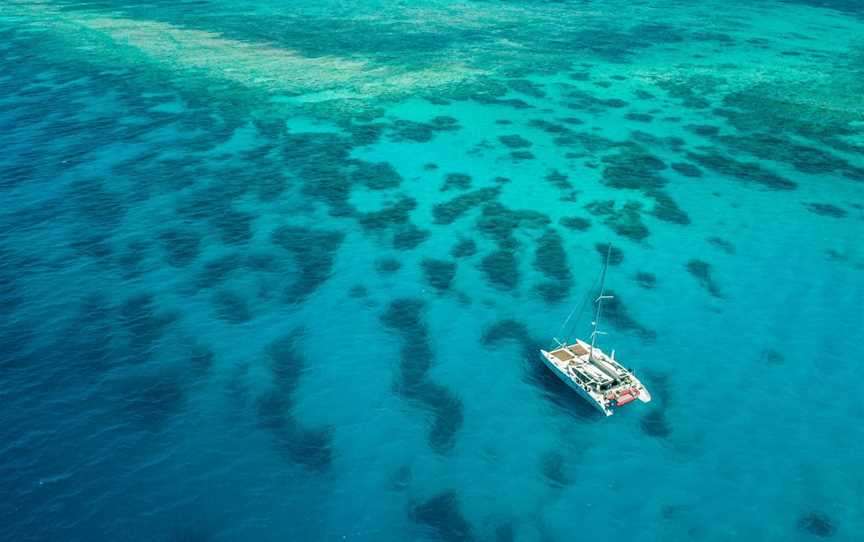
[{"x1": 539, "y1": 244, "x2": 651, "y2": 416}]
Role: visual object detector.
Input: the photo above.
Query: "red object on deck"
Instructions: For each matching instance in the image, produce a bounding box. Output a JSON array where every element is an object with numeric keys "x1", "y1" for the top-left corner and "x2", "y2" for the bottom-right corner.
[{"x1": 616, "y1": 393, "x2": 637, "y2": 406}]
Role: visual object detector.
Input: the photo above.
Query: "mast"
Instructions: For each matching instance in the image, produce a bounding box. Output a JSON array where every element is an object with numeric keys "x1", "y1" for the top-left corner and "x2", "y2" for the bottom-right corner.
[{"x1": 590, "y1": 243, "x2": 614, "y2": 360}]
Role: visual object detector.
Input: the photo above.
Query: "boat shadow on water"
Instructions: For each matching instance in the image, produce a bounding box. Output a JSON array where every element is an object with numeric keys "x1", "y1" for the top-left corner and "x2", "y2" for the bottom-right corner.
[
  {"x1": 523, "y1": 348, "x2": 603, "y2": 422},
  {"x1": 481, "y1": 319, "x2": 599, "y2": 422}
]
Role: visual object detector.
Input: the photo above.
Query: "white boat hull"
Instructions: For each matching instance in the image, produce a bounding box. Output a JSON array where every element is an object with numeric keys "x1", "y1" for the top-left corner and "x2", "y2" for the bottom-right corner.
[
  {"x1": 540, "y1": 350, "x2": 613, "y2": 416},
  {"x1": 540, "y1": 339, "x2": 651, "y2": 416}
]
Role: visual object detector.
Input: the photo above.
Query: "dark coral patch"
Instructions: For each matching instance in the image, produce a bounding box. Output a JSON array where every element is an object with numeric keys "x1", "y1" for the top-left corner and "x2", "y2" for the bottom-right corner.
[
  {"x1": 256, "y1": 389, "x2": 290, "y2": 432},
  {"x1": 641, "y1": 409, "x2": 671, "y2": 438},
  {"x1": 474, "y1": 96, "x2": 533, "y2": 109},
  {"x1": 602, "y1": 290, "x2": 656, "y2": 340},
  {"x1": 349, "y1": 284, "x2": 368, "y2": 298},
  {"x1": 625, "y1": 112, "x2": 653, "y2": 123},
  {"x1": 656, "y1": 78, "x2": 713, "y2": 109},
  {"x1": 395, "y1": 339, "x2": 434, "y2": 393},
  {"x1": 257, "y1": 384, "x2": 333, "y2": 472},
  {"x1": 451, "y1": 239, "x2": 477, "y2": 258},
  {"x1": 534, "y1": 230, "x2": 572, "y2": 304},
  {"x1": 119, "y1": 372, "x2": 187, "y2": 429},
  {"x1": 432, "y1": 187, "x2": 500, "y2": 225},
  {"x1": 281, "y1": 132, "x2": 354, "y2": 213},
  {"x1": 476, "y1": 203, "x2": 550, "y2": 248},
  {"x1": 601, "y1": 145, "x2": 667, "y2": 191},
  {"x1": 649, "y1": 190, "x2": 691, "y2": 225},
  {"x1": 606, "y1": 98, "x2": 628, "y2": 108},
  {"x1": 246, "y1": 252, "x2": 280, "y2": 273},
  {"x1": 271, "y1": 226, "x2": 345, "y2": 301},
  {"x1": 558, "y1": 119, "x2": 584, "y2": 130},
  {"x1": 825, "y1": 249, "x2": 847, "y2": 262},
  {"x1": 508, "y1": 79, "x2": 546, "y2": 98},
  {"x1": 421, "y1": 383, "x2": 464, "y2": 454},
  {"x1": 196, "y1": 254, "x2": 242, "y2": 291},
  {"x1": 685, "y1": 124, "x2": 720, "y2": 137},
  {"x1": 349, "y1": 160, "x2": 403, "y2": 190},
  {"x1": 545, "y1": 169, "x2": 574, "y2": 191},
  {"x1": 410, "y1": 491, "x2": 473, "y2": 542},
  {"x1": 535, "y1": 281, "x2": 569, "y2": 304},
  {"x1": 186, "y1": 344, "x2": 214, "y2": 377},
  {"x1": 671, "y1": 162, "x2": 703, "y2": 178},
  {"x1": 760, "y1": 348, "x2": 784, "y2": 365},
  {"x1": 344, "y1": 121, "x2": 387, "y2": 146},
  {"x1": 685, "y1": 259, "x2": 723, "y2": 298},
  {"x1": 160, "y1": 228, "x2": 201, "y2": 267},
  {"x1": 715, "y1": 132, "x2": 858, "y2": 177},
  {"x1": 277, "y1": 425, "x2": 333, "y2": 473},
  {"x1": 535, "y1": 230, "x2": 571, "y2": 282},
  {"x1": 116, "y1": 240, "x2": 150, "y2": 278},
  {"x1": 441, "y1": 173, "x2": 472, "y2": 192},
  {"x1": 268, "y1": 331, "x2": 304, "y2": 391},
  {"x1": 797, "y1": 511, "x2": 835, "y2": 538},
  {"x1": 376, "y1": 258, "x2": 402, "y2": 274},
  {"x1": 389, "y1": 116, "x2": 460, "y2": 143},
  {"x1": 260, "y1": 332, "x2": 334, "y2": 472},
  {"x1": 498, "y1": 134, "x2": 533, "y2": 149},
  {"x1": 540, "y1": 451, "x2": 571, "y2": 488},
  {"x1": 595, "y1": 243, "x2": 623, "y2": 265},
  {"x1": 120, "y1": 293, "x2": 177, "y2": 353},
  {"x1": 256, "y1": 172, "x2": 288, "y2": 202},
  {"x1": 422, "y1": 259, "x2": 457, "y2": 292},
  {"x1": 707, "y1": 236, "x2": 735, "y2": 254},
  {"x1": 565, "y1": 89, "x2": 630, "y2": 111},
  {"x1": 381, "y1": 298, "x2": 426, "y2": 333},
  {"x1": 482, "y1": 319, "x2": 531, "y2": 345},
  {"x1": 481, "y1": 250, "x2": 520, "y2": 291},
  {"x1": 635, "y1": 271, "x2": 656, "y2": 289},
  {"x1": 804, "y1": 203, "x2": 846, "y2": 218},
  {"x1": 686, "y1": 151, "x2": 796, "y2": 190},
  {"x1": 68, "y1": 178, "x2": 127, "y2": 226},
  {"x1": 382, "y1": 300, "x2": 464, "y2": 454},
  {"x1": 553, "y1": 130, "x2": 619, "y2": 154},
  {"x1": 510, "y1": 150, "x2": 535, "y2": 161},
  {"x1": 212, "y1": 208, "x2": 254, "y2": 246},
  {"x1": 586, "y1": 200, "x2": 650, "y2": 241},
  {"x1": 357, "y1": 196, "x2": 417, "y2": 231},
  {"x1": 631, "y1": 131, "x2": 685, "y2": 150},
  {"x1": 528, "y1": 119, "x2": 572, "y2": 134},
  {"x1": 393, "y1": 224, "x2": 430, "y2": 250},
  {"x1": 560, "y1": 216, "x2": 591, "y2": 231}
]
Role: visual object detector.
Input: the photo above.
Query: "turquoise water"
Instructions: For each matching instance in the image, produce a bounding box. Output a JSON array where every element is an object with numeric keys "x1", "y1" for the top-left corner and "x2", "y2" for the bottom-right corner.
[{"x1": 1, "y1": 0, "x2": 863, "y2": 540}]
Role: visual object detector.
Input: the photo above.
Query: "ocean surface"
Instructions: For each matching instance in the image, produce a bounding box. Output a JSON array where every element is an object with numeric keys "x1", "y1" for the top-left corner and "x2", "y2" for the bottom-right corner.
[{"x1": 1, "y1": 1, "x2": 863, "y2": 540}]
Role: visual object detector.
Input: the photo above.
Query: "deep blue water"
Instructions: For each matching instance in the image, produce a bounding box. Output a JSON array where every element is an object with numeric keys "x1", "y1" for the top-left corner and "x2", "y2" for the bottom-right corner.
[{"x1": 1, "y1": 1, "x2": 863, "y2": 541}]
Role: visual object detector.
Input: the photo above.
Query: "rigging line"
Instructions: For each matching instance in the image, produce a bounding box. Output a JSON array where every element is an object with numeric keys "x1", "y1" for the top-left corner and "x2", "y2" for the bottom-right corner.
[{"x1": 558, "y1": 261, "x2": 603, "y2": 343}]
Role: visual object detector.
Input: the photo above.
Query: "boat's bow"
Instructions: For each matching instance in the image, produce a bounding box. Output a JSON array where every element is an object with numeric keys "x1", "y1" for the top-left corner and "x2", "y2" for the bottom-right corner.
[{"x1": 637, "y1": 386, "x2": 652, "y2": 403}]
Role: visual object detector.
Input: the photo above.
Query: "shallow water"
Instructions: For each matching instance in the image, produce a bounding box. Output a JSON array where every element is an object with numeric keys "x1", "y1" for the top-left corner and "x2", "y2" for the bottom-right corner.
[{"x1": 1, "y1": 1, "x2": 863, "y2": 541}]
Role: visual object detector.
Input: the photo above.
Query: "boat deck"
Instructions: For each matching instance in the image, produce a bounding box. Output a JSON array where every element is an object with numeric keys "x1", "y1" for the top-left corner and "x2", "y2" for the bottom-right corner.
[
  {"x1": 548, "y1": 341, "x2": 631, "y2": 389},
  {"x1": 550, "y1": 343, "x2": 588, "y2": 361}
]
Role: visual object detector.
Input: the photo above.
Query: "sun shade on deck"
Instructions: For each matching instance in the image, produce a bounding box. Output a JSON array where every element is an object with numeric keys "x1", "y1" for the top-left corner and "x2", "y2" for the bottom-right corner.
[{"x1": 551, "y1": 343, "x2": 589, "y2": 362}]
